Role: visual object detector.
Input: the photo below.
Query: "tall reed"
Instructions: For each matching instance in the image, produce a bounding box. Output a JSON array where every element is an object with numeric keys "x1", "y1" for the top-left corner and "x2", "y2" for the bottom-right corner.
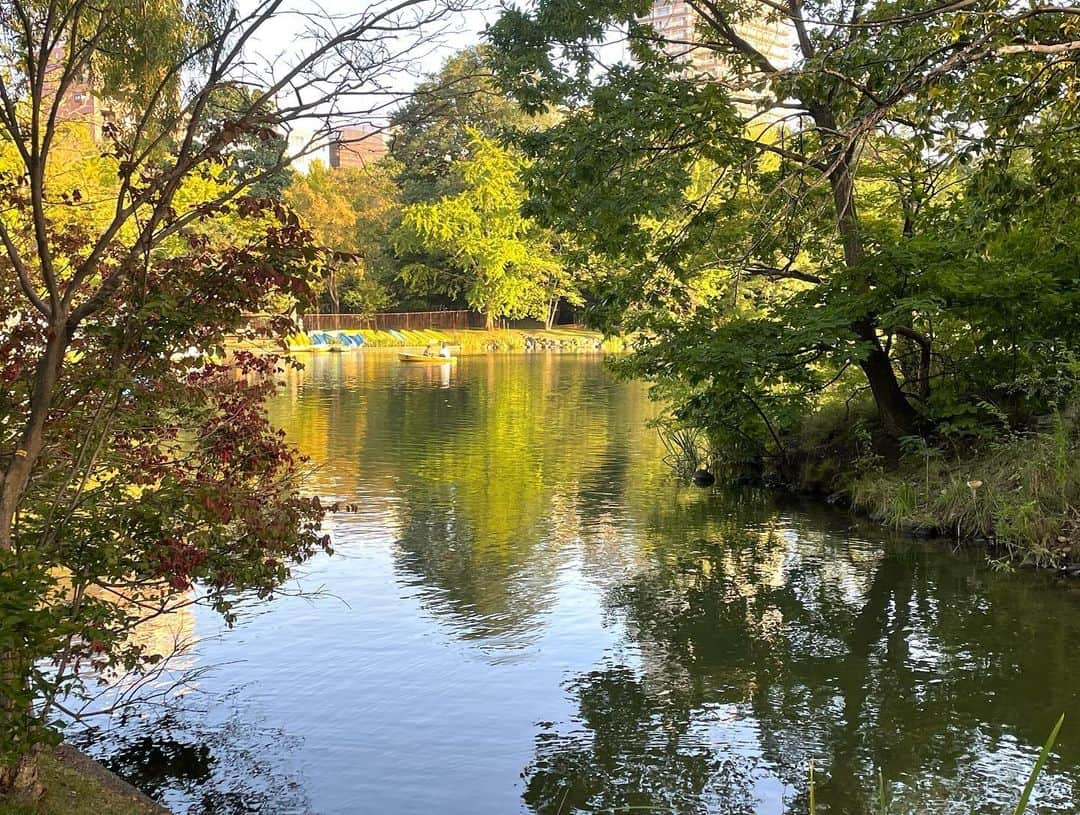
[{"x1": 806, "y1": 714, "x2": 1064, "y2": 815}]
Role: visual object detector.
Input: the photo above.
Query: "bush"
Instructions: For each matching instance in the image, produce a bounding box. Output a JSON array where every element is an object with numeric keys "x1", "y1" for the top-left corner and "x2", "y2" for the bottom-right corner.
[{"x1": 848, "y1": 407, "x2": 1080, "y2": 566}]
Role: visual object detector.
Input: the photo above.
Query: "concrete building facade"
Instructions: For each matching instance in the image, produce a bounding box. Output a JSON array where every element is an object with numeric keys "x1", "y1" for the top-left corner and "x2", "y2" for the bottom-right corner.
[
  {"x1": 639, "y1": 1, "x2": 791, "y2": 87},
  {"x1": 329, "y1": 126, "x2": 389, "y2": 169}
]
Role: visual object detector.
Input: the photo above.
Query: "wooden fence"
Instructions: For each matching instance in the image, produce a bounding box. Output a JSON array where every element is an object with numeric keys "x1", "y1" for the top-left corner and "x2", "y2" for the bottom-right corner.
[{"x1": 304, "y1": 310, "x2": 483, "y2": 331}]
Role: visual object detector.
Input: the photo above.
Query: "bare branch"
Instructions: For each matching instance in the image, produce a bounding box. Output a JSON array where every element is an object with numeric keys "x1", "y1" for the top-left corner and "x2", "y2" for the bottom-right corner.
[{"x1": 997, "y1": 39, "x2": 1080, "y2": 55}]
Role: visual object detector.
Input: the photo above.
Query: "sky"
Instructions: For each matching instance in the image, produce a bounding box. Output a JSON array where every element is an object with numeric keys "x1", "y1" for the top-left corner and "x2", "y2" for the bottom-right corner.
[
  {"x1": 235, "y1": 0, "x2": 500, "y2": 166},
  {"x1": 250, "y1": 1, "x2": 496, "y2": 113},
  {"x1": 235, "y1": 0, "x2": 649, "y2": 169}
]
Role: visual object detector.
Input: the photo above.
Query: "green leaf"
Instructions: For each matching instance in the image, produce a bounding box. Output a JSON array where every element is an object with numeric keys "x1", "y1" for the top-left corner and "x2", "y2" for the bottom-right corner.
[{"x1": 1013, "y1": 713, "x2": 1065, "y2": 815}]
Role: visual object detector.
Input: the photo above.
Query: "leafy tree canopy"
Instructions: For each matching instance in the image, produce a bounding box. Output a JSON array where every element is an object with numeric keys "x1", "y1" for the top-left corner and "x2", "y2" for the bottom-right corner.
[
  {"x1": 285, "y1": 159, "x2": 400, "y2": 313},
  {"x1": 197, "y1": 84, "x2": 294, "y2": 198},
  {"x1": 389, "y1": 46, "x2": 545, "y2": 203},
  {"x1": 0, "y1": 0, "x2": 467, "y2": 795},
  {"x1": 394, "y1": 131, "x2": 577, "y2": 327},
  {"x1": 487, "y1": 0, "x2": 1080, "y2": 459}
]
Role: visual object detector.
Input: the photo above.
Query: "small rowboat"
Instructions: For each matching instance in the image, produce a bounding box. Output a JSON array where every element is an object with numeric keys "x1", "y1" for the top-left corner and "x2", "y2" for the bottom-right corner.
[{"x1": 399, "y1": 353, "x2": 458, "y2": 364}]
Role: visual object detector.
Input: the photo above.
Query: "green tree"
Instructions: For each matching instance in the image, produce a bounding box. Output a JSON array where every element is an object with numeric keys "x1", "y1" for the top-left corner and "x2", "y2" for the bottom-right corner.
[
  {"x1": 388, "y1": 46, "x2": 565, "y2": 312},
  {"x1": 889, "y1": 134, "x2": 1080, "y2": 432},
  {"x1": 0, "y1": 0, "x2": 462, "y2": 797},
  {"x1": 389, "y1": 46, "x2": 538, "y2": 204},
  {"x1": 285, "y1": 160, "x2": 399, "y2": 313},
  {"x1": 394, "y1": 131, "x2": 575, "y2": 328},
  {"x1": 197, "y1": 84, "x2": 293, "y2": 198},
  {"x1": 487, "y1": 0, "x2": 1080, "y2": 450}
]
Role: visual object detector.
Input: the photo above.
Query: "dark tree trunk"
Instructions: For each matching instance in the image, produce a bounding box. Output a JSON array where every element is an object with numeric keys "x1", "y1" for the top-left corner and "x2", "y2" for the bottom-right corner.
[
  {"x1": 0, "y1": 649, "x2": 42, "y2": 799},
  {"x1": 820, "y1": 135, "x2": 919, "y2": 439},
  {"x1": 893, "y1": 326, "x2": 932, "y2": 401},
  {"x1": 0, "y1": 321, "x2": 68, "y2": 549},
  {"x1": 0, "y1": 324, "x2": 67, "y2": 800},
  {"x1": 0, "y1": 751, "x2": 42, "y2": 800},
  {"x1": 857, "y1": 328, "x2": 920, "y2": 437}
]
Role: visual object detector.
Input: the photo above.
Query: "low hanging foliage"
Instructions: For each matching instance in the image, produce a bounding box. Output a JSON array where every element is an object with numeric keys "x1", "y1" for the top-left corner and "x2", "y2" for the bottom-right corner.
[
  {"x1": 0, "y1": 0, "x2": 470, "y2": 791},
  {"x1": 0, "y1": 175, "x2": 330, "y2": 773},
  {"x1": 487, "y1": 0, "x2": 1080, "y2": 459}
]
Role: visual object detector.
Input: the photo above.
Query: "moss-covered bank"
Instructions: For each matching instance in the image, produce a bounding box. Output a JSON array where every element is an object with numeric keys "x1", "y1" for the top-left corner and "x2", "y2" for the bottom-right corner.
[
  {"x1": 778, "y1": 405, "x2": 1080, "y2": 571},
  {"x1": 0, "y1": 747, "x2": 166, "y2": 815}
]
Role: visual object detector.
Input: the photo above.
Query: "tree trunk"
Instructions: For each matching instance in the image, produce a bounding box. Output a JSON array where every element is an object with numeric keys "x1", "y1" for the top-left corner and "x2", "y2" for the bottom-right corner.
[
  {"x1": 893, "y1": 326, "x2": 932, "y2": 401},
  {"x1": 856, "y1": 322, "x2": 919, "y2": 437},
  {"x1": 0, "y1": 749, "x2": 43, "y2": 800},
  {"x1": 822, "y1": 139, "x2": 918, "y2": 438},
  {"x1": 0, "y1": 321, "x2": 69, "y2": 550},
  {"x1": 485, "y1": 310, "x2": 494, "y2": 331},
  {"x1": 545, "y1": 298, "x2": 558, "y2": 331},
  {"x1": 0, "y1": 325, "x2": 66, "y2": 799},
  {"x1": 325, "y1": 268, "x2": 340, "y2": 313}
]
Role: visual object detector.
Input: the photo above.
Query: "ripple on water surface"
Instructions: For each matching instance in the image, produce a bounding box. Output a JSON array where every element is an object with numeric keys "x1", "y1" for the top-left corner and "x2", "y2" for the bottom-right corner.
[{"x1": 83, "y1": 354, "x2": 1080, "y2": 815}]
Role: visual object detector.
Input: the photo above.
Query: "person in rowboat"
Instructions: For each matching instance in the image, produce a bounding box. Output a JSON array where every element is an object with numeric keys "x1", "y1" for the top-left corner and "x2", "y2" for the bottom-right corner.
[
  {"x1": 423, "y1": 342, "x2": 435, "y2": 357},
  {"x1": 439, "y1": 342, "x2": 451, "y2": 358}
]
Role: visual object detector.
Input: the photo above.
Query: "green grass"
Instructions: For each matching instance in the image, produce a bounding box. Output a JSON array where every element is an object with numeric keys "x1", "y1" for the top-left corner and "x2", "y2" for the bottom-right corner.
[
  {"x1": 1013, "y1": 713, "x2": 1065, "y2": 815},
  {"x1": 771, "y1": 396, "x2": 1080, "y2": 567},
  {"x1": 849, "y1": 413, "x2": 1080, "y2": 566},
  {"x1": 0, "y1": 751, "x2": 164, "y2": 815}
]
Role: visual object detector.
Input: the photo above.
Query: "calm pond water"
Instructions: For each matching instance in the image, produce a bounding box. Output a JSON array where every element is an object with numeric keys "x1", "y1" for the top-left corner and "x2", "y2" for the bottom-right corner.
[{"x1": 84, "y1": 353, "x2": 1080, "y2": 815}]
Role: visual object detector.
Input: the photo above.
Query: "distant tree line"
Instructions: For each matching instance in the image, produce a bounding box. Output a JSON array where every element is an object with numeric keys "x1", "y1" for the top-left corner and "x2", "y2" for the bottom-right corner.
[{"x1": 283, "y1": 47, "x2": 593, "y2": 329}]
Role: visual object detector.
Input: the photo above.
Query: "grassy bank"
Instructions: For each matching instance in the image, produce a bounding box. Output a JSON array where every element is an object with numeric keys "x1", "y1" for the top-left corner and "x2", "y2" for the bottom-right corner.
[
  {"x1": 782, "y1": 404, "x2": 1080, "y2": 569},
  {"x1": 286, "y1": 326, "x2": 624, "y2": 354},
  {"x1": 846, "y1": 416, "x2": 1079, "y2": 568},
  {"x1": 668, "y1": 396, "x2": 1080, "y2": 569},
  {"x1": 0, "y1": 748, "x2": 166, "y2": 815}
]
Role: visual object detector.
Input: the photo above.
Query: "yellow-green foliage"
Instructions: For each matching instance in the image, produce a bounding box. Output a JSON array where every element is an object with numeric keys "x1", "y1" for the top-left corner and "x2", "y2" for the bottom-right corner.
[
  {"x1": 395, "y1": 131, "x2": 571, "y2": 323},
  {"x1": 0, "y1": 121, "x2": 291, "y2": 315}
]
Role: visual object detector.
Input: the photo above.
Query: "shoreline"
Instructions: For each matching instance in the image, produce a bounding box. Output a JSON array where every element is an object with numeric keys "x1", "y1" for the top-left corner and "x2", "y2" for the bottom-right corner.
[
  {"x1": 231, "y1": 326, "x2": 623, "y2": 355},
  {"x1": 726, "y1": 440, "x2": 1080, "y2": 577},
  {"x1": 0, "y1": 746, "x2": 169, "y2": 815}
]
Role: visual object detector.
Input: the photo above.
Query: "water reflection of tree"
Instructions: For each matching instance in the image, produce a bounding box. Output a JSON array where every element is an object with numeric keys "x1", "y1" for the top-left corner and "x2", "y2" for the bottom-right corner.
[
  {"x1": 84, "y1": 711, "x2": 310, "y2": 815},
  {"x1": 526, "y1": 517, "x2": 1080, "y2": 814},
  {"x1": 390, "y1": 357, "x2": 659, "y2": 644},
  {"x1": 524, "y1": 664, "x2": 760, "y2": 815},
  {"x1": 393, "y1": 498, "x2": 552, "y2": 644},
  {"x1": 271, "y1": 355, "x2": 1080, "y2": 811},
  {"x1": 270, "y1": 354, "x2": 670, "y2": 646}
]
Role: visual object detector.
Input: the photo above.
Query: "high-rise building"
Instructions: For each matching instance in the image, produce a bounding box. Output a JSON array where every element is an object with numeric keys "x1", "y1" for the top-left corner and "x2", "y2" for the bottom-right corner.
[
  {"x1": 47, "y1": 48, "x2": 114, "y2": 142},
  {"x1": 639, "y1": 1, "x2": 791, "y2": 97},
  {"x1": 329, "y1": 126, "x2": 388, "y2": 169}
]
